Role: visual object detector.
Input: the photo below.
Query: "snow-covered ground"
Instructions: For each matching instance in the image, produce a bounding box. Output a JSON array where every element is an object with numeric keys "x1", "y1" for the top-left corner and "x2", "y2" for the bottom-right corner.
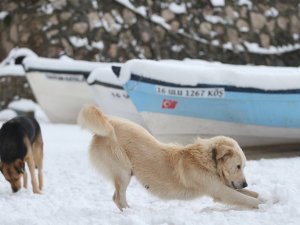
[{"x1": 0, "y1": 121, "x2": 299, "y2": 225}]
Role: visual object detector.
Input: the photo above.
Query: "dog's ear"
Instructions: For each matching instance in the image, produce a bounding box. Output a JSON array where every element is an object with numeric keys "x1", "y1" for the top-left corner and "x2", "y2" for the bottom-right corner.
[
  {"x1": 14, "y1": 159, "x2": 25, "y2": 174},
  {"x1": 213, "y1": 145, "x2": 233, "y2": 161}
]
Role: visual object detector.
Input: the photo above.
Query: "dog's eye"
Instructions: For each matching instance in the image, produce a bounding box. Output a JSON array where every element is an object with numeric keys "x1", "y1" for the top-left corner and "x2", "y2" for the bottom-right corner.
[{"x1": 237, "y1": 165, "x2": 241, "y2": 169}]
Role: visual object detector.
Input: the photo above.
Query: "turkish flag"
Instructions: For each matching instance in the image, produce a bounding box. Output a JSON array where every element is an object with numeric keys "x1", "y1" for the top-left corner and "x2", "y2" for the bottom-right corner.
[{"x1": 162, "y1": 99, "x2": 178, "y2": 109}]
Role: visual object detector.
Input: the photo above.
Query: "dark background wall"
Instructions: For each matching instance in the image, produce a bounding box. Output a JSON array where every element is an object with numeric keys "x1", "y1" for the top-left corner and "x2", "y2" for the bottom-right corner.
[{"x1": 1, "y1": 0, "x2": 300, "y2": 65}]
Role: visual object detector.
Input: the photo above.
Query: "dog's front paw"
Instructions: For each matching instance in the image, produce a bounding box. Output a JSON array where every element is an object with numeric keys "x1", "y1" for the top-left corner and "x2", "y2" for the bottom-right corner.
[{"x1": 33, "y1": 189, "x2": 42, "y2": 194}]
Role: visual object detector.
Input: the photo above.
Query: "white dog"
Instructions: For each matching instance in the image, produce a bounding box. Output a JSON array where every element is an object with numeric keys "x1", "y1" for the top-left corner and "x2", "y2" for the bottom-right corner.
[{"x1": 78, "y1": 105, "x2": 261, "y2": 211}]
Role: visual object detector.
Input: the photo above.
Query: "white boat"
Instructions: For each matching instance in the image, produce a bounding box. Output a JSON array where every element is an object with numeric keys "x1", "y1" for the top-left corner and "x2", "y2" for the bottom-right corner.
[
  {"x1": 117, "y1": 59, "x2": 300, "y2": 149},
  {"x1": 22, "y1": 56, "x2": 112, "y2": 123},
  {"x1": 87, "y1": 66, "x2": 146, "y2": 127}
]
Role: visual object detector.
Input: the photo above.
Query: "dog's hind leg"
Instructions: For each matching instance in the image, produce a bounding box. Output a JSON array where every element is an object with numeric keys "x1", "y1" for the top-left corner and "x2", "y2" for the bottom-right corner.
[
  {"x1": 23, "y1": 171, "x2": 28, "y2": 189},
  {"x1": 32, "y1": 134, "x2": 44, "y2": 191},
  {"x1": 113, "y1": 171, "x2": 131, "y2": 211}
]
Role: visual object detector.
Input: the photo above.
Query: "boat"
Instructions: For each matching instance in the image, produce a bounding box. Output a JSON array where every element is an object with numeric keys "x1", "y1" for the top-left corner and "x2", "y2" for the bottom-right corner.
[
  {"x1": 116, "y1": 59, "x2": 300, "y2": 149},
  {"x1": 22, "y1": 56, "x2": 113, "y2": 123},
  {"x1": 87, "y1": 66, "x2": 146, "y2": 126}
]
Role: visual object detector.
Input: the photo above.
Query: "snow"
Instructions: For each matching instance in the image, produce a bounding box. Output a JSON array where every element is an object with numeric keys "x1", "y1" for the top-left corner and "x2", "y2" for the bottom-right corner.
[
  {"x1": 0, "y1": 48, "x2": 38, "y2": 67},
  {"x1": 6, "y1": 99, "x2": 49, "y2": 123},
  {"x1": 238, "y1": 0, "x2": 253, "y2": 8},
  {"x1": 169, "y1": 3, "x2": 187, "y2": 14},
  {"x1": 87, "y1": 66, "x2": 122, "y2": 86},
  {"x1": 91, "y1": 41, "x2": 104, "y2": 50},
  {"x1": 69, "y1": 36, "x2": 89, "y2": 48},
  {"x1": 0, "y1": 65, "x2": 25, "y2": 77},
  {"x1": 0, "y1": 121, "x2": 299, "y2": 224},
  {"x1": 265, "y1": 7, "x2": 279, "y2": 17},
  {"x1": 0, "y1": 11, "x2": 8, "y2": 20},
  {"x1": 0, "y1": 109, "x2": 18, "y2": 121},
  {"x1": 22, "y1": 56, "x2": 113, "y2": 73},
  {"x1": 210, "y1": 0, "x2": 225, "y2": 7},
  {"x1": 118, "y1": 59, "x2": 300, "y2": 90}
]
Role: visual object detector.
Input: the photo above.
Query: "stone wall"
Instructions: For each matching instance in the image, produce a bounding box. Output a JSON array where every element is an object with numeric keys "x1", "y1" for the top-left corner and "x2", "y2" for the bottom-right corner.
[
  {"x1": 0, "y1": 76, "x2": 36, "y2": 109},
  {"x1": 0, "y1": 0, "x2": 300, "y2": 66},
  {"x1": 1, "y1": 0, "x2": 300, "y2": 110}
]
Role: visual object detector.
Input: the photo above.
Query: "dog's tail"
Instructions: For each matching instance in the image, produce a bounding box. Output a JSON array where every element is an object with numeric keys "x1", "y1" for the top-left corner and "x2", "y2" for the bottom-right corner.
[{"x1": 77, "y1": 104, "x2": 116, "y2": 139}]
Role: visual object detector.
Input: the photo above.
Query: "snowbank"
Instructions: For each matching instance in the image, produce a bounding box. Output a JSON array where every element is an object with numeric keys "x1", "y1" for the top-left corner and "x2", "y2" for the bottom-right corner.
[{"x1": 2, "y1": 99, "x2": 49, "y2": 122}]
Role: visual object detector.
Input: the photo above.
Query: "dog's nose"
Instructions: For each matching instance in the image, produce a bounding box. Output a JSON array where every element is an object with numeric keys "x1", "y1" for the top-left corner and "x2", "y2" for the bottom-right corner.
[
  {"x1": 12, "y1": 187, "x2": 20, "y2": 193},
  {"x1": 242, "y1": 181, "x2": 248, "y2": 188}
]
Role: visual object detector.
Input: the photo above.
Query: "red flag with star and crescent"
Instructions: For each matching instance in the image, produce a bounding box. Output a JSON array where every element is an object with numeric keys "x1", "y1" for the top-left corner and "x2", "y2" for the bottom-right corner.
[{"x1": 162, "y1": 99, "x2": 178, "y2": 109}]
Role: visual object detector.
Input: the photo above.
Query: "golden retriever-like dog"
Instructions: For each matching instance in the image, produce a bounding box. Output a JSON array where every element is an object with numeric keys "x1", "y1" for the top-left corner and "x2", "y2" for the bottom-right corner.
[{"x1": 78, "y1": 105, "x2": 261, "y2": 211}]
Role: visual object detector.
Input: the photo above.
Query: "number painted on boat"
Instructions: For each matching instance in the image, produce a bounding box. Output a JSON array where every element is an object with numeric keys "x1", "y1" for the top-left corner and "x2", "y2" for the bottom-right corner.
[
  {"x1": 156, "y1": 86, "x2": 225, "y2": 98},
  {"x1": 45, "y1": 73, "x2": 85, "y2": 82}
]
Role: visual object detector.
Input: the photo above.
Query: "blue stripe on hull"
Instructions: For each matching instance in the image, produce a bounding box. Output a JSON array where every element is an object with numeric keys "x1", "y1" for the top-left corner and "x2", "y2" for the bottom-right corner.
[{"x1": 124, "y1": 80, "x2": 300, "y2": 128}]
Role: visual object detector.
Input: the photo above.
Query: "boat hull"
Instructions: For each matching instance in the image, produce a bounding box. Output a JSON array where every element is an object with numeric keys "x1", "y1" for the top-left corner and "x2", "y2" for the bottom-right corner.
[
  {"x1": 89, "y1": 83, "x2": 146, "y2": 126},
  {"x1": 123, "y1": 79, "x2": 300, "y2": 147},
  {"x1": 26, "y1": 71, "x2": 96, "y2": 123}
]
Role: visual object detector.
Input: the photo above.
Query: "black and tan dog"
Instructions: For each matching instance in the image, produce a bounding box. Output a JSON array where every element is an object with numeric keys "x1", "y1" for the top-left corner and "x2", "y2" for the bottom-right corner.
[{"x1": 0, "y1": 116, "x2": 43, "y2": 194}]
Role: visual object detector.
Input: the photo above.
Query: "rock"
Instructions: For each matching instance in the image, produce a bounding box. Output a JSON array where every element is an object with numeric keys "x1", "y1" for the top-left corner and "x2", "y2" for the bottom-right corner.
[
  {"x1": 161, "y1": 9, "x2": 175, "y2": 22},
  {"x1": 236, "y1": 19, "x2": 249, "y2": 32},
  {"x1": 141, "y1": 31, "x2": 151, "y2": 43},
  {"x1": 155, "y1": 26, "x2": 166, "y2": 41},
  {"x1": 250, "y1": 12, "x2": 266, "y2": 30},
  {"x1": 49, "y1": 0, "x2": 67, "y2": 9},
  {"x1": 61, "y1": 38, "x2": 74, "y2": 56},
  {"x1": 49, "y1": 15, "x2": 59, "y2": 25},
  {"x1": 199, "y1": 22, "x2": 212, "y2": 35},
  {"x1": 122, "y1": 8, "x2": 137, "y2": 26},
  {"x1": 9, "y1": 24, "x2": 18, "y2": 43},
  {"x1": 240, "y1": 6, "x2": 248, "y2": 18},
  {"x1": 88, "y1": 12, "x2": 101, "y2": 29},
  {"x1": 225, "y1": 5, "x2": 238, "y2": 22},
  {"x1": 260, "y1": 33, "x2": 270, "y2": 48},
  {"x1": 20, "y1": 32, "x2": 30, "y2": 43},
  {"x1": 108, "y1": 43, "x2": 118, "y2": 58},
  {"x1": 290, "y1": 15, "x2": 300, "y2": 33},
  {"x1": 60, "y1": 12, "x2": 72, "y2": 21},
  {"x1": 227, "y1": 28, "x2": 239, "y2": 45},
  {"x1": 277, "y1": 16, "x2": 289, "y2": 30},
  {"x1": 266, "y1": 19, "x2": 275, "y2": 34},
  {"x1": 46, "y1": 29, "x2": 59, "y2": 39},
  {"x1": 171, "y1": 20, "x2": 180, "y2": 32},
  {"x1": 73, "y1": 22, "x2": 88, "y2": 34},
  {"x1": 141, "y1": 45, "x2": 152, "y2": 58}
]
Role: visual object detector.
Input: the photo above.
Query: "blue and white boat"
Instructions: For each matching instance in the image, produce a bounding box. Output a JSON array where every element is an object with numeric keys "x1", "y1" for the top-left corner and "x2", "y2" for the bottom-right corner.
[{"x1": 117, "y1": 59, "x2": 300, "y2": 148}]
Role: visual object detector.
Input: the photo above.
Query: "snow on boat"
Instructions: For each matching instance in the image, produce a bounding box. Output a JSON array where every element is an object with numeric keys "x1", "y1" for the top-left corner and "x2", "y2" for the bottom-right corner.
[
  {"x1": 22, "y1": 56, "x2": 113, "y2": 123},
  {"x1": 0, "y1": 48, "x2": 37, "y2": 77},
  {"x1": 87, "y1": 66, "x2": 146, "y2": 126},
  {"x1": 117, "y1": 59, "x2": 300, "y2": 148}
]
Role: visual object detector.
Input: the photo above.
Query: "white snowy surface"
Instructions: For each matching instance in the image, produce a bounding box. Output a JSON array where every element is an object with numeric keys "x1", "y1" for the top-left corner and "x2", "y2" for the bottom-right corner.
[
  {"x1": 0, "y1": 48, "x2": 37, "y2": 67},
  {"x1": 5, "y1": 99, "x2": 49, "y2": 123},
  {"x1": 119, "y1": 59, "x2": 300, "y2": 90},
  {"x1": 0, "y1": 122, "x2": 299, "y2": 225},
  {"x1": 210, "y1": 0, "x2": 225, "y2": 7},
  {"x1": 0, "y1": 65, "x2": 25, "y2": 76},
  {"x1": 87, "y1": 66, "x2": 122, "y2": 86},
  {"x1": 22, "y1": 56, "x2": 114, "y2": 73},
  {"x1": 0, "y1": 48, "x2": 38, "y2": 76}
]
